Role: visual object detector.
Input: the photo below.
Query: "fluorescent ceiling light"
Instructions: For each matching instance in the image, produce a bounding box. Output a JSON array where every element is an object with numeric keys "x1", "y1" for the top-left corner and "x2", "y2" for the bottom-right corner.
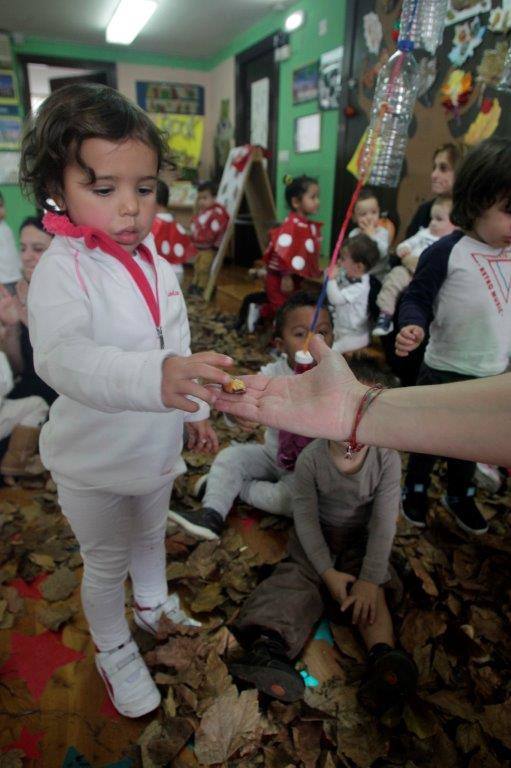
[
  {"x1": 284, "y1": 10, "x2": 305, "y2": 32},
  {"x1": 106, "y1": 0, "x2": 157, "y2": 45}
]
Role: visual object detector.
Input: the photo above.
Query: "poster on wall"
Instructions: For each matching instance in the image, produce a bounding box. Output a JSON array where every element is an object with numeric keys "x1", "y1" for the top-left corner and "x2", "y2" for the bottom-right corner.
[
  {"x1": 292, "y1": 62, "x2": 319, "y2": 104},
  {"x1": 0, "y1": 150, "x2": 19, "y2": 183},
  {"x1": 136, "y1": 81, "x2": 205, "y2": 115},
  {"x1": 294, "y1": 113, "x2": 321, "y2": 153},
  {"x1": 151, "y1": 113, "x2": 204, "y2": 169},
  {"x1": 318, "y1": 46, "x2": 344, "y2": 109},
  {"x1": 250, "y1": 77, "x2": 269, "y2": 147},
  {"x1": 445, "y1": 0, "x2": 491, "y2": 25},
  {"x1": 0, "y1": 115, "x2": 22, "y2": 150}
]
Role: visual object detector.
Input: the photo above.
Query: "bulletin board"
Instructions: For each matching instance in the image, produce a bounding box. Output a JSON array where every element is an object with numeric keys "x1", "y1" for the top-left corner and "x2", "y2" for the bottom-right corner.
[{"x1": 333, "y1": 0, "x2": 511, "y2": 242}]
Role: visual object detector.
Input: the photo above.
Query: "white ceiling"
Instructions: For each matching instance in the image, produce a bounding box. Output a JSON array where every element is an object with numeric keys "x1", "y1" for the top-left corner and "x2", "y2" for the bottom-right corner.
[{"x1": 0, "y1": 0, "x2": 293, "y2": 60}]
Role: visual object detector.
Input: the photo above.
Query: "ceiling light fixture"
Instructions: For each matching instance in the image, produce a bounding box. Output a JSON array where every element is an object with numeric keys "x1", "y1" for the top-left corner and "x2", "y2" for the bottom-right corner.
[
  {"x1": 106, "y1": 0, "x2": 158, "y2": 45},
  {"x1": 284, "y1": 10, "x2": 305, "y2": 32}
]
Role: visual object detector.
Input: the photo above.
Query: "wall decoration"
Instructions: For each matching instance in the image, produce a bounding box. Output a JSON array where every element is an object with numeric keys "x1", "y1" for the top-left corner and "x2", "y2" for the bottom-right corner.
[
  {"x1": 292, "y1": 62, "x2": 319, "y2": 104},
  {"x1": 214, "y1": 99, "x2": 234, "y2": 179},
  {"x1": 445, "y1": 0, "x2": 491, "y2": 26},
  {"x1": 464, "y1": 96, "x2": 502, "y2": 143},
  {"x1": 440, "y1": 69, "x2": 473, "y2": 113},
  {"x1": 151, "y1": 114, "x2": 204, "y2": 168},
  {"x1": 417, "y1": 55, "x2": 440, "y2": 105},
  {"x1": 488, "y1": 4, "x2": 511, "y2": 31},
  {"x1": 0, "y1": 33, "x2": 13, "y2": 69},
  {"x1": 363, "y1": 12, "x2": 384, "y2": 54},
  {"x1": 477, "y1": 40, "x2": 509, "y2": 86},
  {"x1": 0, "y1": 70, "x2": 17, "y2": 104},
  {"x1": 136, "y1": 81, "x2": 205, "y2": 115},
  {"x1": 318, "y1": 47, "x2": 343, "y2": 109},
  {"x1": 448, "y1": 16, "x2": 486, "y2": 65},
  {"x1": 0, "y1": 115, "x2": 22, "y2": 150},
  {"x1": 0, "y1": 150, "x2": 19, "y2": 183},
  {"x1": 250, "y1": 77, "x2": 270, "y2": 147},
  {"x1": 294, "y1": 113, "x2": 321, "y2": 153}
]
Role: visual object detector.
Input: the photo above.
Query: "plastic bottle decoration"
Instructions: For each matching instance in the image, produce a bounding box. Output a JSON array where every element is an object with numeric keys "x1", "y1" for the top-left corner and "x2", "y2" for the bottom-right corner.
[
  {"x1": 363, "y1": 42, "x2": 421, "y2": 188},
  {"x1": 497, "y1": 41, "x2": 511, "y2": 92},
  {"x1": 399, "y1": 0, "x2": 449, "y2": 54}
]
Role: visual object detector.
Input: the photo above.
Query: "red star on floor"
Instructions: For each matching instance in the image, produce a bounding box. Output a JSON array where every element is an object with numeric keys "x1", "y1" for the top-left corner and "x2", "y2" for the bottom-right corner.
[
  {"x1": 8, "y1": 573, "x2": 48, "y2": 599},
  {"x1": 0, "y1": 631, "x2": 85, "y2": 700},
  {"x1": 2, "y1": 727, "x2": 44, "y2": 760}
]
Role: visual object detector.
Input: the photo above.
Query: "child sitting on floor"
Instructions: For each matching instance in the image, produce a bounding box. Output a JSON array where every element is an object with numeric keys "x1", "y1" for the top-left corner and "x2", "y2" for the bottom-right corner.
[
  {"x1": 168, "y1": 291, "x2": 334, "y2": 540},
  {"x1": 229, "y1": 356, "x2": 417, "y2": 715},
  {"x1": 373, "y1": 194, "x2": 455, "y2": 336},
  {"x1": 327, "y1": 234, "x2": 380, "y2": 353},
  {"x1": 349, "y1": 188, "x2": 390, "y2": 279},
  {"x1": 261, "y1": 175, "x2": 322, "y2": 321},
  {"x1": 188, "y1": 181, "x2": 229, "y2": 295},
  {"x1": 151, "y1": 180, "x2": 196, "y2": 285}
]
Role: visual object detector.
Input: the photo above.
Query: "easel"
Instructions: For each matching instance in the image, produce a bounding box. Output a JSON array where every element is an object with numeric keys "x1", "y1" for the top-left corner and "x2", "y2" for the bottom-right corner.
[{"x1": 204, "y1": 145, "x2": 277, "y2": 302}]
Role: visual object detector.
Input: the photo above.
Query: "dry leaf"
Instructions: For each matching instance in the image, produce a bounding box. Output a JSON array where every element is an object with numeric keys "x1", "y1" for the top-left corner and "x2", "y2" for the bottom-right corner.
[
  {"x1": 147, "y1": 718, "x2": 195, "y2": 764},
  {"x1": 408, "y1": 556, "x2": 439, "y2": 596},
  {"x1": 137, "y1": 721, "x2": 164, "y2": 768},
  {"x1": 145, "y1": 635, "x2": 207, "y2": 672},
  {"x1": 400, "y1": 609, "x2": 447, "y2": 653},
  {"x1": 403, "y1": 701, "x2": 439, "y2": 739},
  {"x1": 190, "y1": 583, "x2": 225, "y2": 613},
  {"x1": 40, "y1": 566, "x2": 78, "y2": 601},
  {"x1": 36, "y1": 601, "x2": 77, "y2": 631},
  {"x1": 330, "y1": 623, "x2": 365, "y2": 663},
  {"x1": 479, "y1": 698, "x2": 511, "y2": 749},
  {"x1": 194, "y1": 685, "x2": 262, "y2": 764},
  {"x1": 0, "y1": 750, "x2": 25, "y2": 768},
  {"x1": 28, "y1": 553, "x2": 56, "y2": 571},
  {"x1": 292, "y1": 721, "x2": 323, "y2": 768},
  {"x1": 425, "y1": 689, "x2": 477, "y2": 721},
  {"x1": 336, "y1": 687, "x2": 388, "y2": 767}
]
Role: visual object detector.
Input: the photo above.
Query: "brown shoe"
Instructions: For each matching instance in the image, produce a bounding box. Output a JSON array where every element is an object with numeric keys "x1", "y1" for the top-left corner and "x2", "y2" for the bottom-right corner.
[{"x1": 1, "y1": 426, "x2": 46, "y2": 477}]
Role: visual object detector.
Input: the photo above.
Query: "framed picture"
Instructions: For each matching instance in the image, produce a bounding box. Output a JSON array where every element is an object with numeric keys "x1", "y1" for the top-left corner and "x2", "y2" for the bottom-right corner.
[
  {"x1": 294, "y1": 113, "x2": 321, "y2": 153},
  {"x1": 292, "y1": 62, "x2": 319, "y2": 104},
  {"x1": 0, "y1": 151, "x2": 20, "y2": 184},
  {"x1": 0, "y1": 115, "x2": 21, "y2": 150},
  {"x1": 136, "y1": 81, "x2": 205, "y2": 115},
  {"x1": 319, "y1": 46, "x2": 344, "y2": 110}
]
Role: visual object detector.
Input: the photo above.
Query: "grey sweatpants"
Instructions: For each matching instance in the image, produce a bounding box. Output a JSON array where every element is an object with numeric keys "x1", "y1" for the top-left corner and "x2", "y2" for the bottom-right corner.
[
  {"x1": 376, "y1": 265, "x2": 412, "y2": 316},
  {"x1": 203, "y1": 442, "x2": 294, "y2": 519}
]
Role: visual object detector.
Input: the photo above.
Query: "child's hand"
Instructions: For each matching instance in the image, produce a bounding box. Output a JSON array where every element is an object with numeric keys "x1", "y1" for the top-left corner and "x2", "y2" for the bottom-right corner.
[
  {"x1": 185, "y1": 419, "x2": 219, "y2": 453},
  {"x1": 341, "y1": 579, "x2": 379, "y2": 626},
  {"x1": 395, "y1": 325, "x2": 425, "y2": 357},
  {"x1": 0, "y1": 285, "x2": 22, "y2": 326},
  {"x1": 323, "y1": 568, "x2": 356, "y2": 603},
  {"x1": 280, "y1": 275, "x2": 294, "y2": 294},
  {"x1": 235, "y1": 416, "x2": 259, "y2": 432},
  {"x1": 397, "y1": 245, "x2": 412, "y2": 260},
  {"x1": 161, "y1": 352, "x2": 233, "y2": 412},
  {"x1": 358, "y1": 220, "x2": 376, "y2": 237}
]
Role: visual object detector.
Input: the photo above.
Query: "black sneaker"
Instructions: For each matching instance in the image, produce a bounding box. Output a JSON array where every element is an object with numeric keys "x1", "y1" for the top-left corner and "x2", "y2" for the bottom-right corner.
[
  {"x1": 441, "y1": 492, "x2": 488, "y2": 535},
  {"x1": 358, "y1": 644, "x2": 418, "y2": 716},
  {"x1": 372, "y1": 313, "x2": 394, "y2": 337},
  {"x1": 167, "y1": 507, "x2": 225, "y2": 540},
  {"x1": 230, "y1": 637, "x2": 305, "y2": 702},
  {"x1": 401, "y1": 486, "x2": 428, "y2": 528}
]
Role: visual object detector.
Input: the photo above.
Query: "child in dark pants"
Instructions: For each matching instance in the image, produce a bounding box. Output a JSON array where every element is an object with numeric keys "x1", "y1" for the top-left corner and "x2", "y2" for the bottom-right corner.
[
  {"x1": 230, "y1": 357, "x2": 417, "y2": 715},
  {"x1": 396, "y1": 137, "x2": 511, "y2": 535}
]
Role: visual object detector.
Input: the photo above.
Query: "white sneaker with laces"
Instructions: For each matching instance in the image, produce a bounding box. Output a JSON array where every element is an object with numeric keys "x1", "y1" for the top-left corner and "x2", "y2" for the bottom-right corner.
[
  {"x1": 95, "y1": 639, "x2": 161, "y2": 718},
  {"x1": 134, "y1": 593, "x2": 201, "y2": 635}
]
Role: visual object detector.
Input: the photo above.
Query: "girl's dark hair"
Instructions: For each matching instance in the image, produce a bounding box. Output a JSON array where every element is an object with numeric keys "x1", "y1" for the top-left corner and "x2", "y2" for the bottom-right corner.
[
  {"x1": 342, "y1": 234, "x2": 379, "y2": 272},
  {"x1": 20, "y1": 83, "x2": 170, "y2": 210},
  {"x1": 354, "y1": 187, "x2": 380, "y2": 208},
  {"x1": 451, "y1": 138, "x2": 511, "y2": 230},
  {"x1": 283, "y1": 174, "x2": 317, "y2": 209},
  {"x1": 274, "y1": 290, "x2": 331, "y2": 338},
  {"x1": 156, "y1": 180, "x2": 170, "y2": 207},
  {"x1": 433, "y1": 142, "x2": 464, "y2": 172},
  {"x1": 347, "y1": 353, "x2": 398, "y2": 389},
  {"x1": 198, "y1": 180, "x2": 218, "y2": 196},
  {"x1": 19, "y1": 214, "x2": 49, "y2": 234}
]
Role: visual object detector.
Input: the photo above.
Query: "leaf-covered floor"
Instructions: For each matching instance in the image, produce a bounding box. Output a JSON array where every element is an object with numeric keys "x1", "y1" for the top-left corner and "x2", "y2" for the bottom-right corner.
[{"x1": 0, "y1": 296, "x2": 510, "y2": 767}]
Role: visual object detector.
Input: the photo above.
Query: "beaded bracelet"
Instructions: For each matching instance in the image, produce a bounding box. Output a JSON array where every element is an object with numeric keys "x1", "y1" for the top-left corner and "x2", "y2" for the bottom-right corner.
[{"x1": 345, "y1": 385, "x2": 385, "y2": 459}]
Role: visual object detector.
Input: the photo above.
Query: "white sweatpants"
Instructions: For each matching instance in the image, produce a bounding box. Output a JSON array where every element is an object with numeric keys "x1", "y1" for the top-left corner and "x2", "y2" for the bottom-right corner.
[
  {"x1": 58, "y1": 482, "x2": 172, "y2": 651},
  {"x1": 0, "y1": 396, "x2": 48, "y2": 440}
]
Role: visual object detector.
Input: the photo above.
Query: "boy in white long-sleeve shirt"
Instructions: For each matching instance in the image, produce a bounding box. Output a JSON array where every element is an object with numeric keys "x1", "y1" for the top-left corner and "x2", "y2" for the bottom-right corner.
[
  {"x1": 327, "y1": 234, "x2": 380, "y2": 354},
  {"x1": 168, "y1": 292, "x2": 334, "y2": 540}
]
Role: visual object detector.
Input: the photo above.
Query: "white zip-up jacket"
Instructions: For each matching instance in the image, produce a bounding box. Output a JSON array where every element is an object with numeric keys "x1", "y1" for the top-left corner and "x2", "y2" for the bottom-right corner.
[{"x1": 28, "y1": 224, "x2": 208, "y2": 495}]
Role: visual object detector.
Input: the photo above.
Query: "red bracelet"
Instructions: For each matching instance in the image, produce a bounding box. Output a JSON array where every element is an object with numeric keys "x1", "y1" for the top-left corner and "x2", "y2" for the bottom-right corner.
[{"x1": 345, "y1": 385, "x2": 385, "y2": 459}]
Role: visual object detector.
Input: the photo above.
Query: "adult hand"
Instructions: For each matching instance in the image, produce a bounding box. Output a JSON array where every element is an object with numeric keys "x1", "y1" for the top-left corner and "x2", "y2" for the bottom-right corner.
[
  {"x1": 213, "y1": 335, "x2": 368, "y2": 441},
  {"x1": 323, "y1": 568, "x2": 356, "y2": 604},
  {"x1": 395, "y1": 325, "x2": 425, "y2": 358},
  {"x1": 341, "y1": 579, "x2": 379, "y2": 626},
  {"x1": 162, "y1": 352, "x2": 232, "y2": 412},
  {"x1": 185, "y1": 418, "x2": 219, "y2": 453},
  {"x1": 235, "y1": 416, "x2": 260, "y2": 432},
  {"x1": 0, "y1": 285, "x2": 21, "y2": 326}
]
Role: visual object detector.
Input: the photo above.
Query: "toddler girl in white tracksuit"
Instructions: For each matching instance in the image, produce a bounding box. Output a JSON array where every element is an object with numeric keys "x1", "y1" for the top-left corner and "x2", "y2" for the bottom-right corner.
[{"x1": 22, "y1": 84, "x2": 232, "y2": 718}]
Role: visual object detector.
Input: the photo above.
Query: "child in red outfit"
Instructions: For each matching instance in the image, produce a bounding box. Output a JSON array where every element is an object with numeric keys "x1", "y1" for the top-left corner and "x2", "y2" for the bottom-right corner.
[
  {"x1": 189, "y1": 181, "x2": 229, "y2": 294},
  {"x1": 151, "y1": 181, "x2": 196, "y2": 285},
  {"x1": 262, "y1": 175, "x2": 322, "y2": 320}
]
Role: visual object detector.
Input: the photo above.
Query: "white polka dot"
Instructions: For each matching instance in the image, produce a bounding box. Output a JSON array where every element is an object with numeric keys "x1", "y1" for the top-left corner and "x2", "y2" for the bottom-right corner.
[
  {"x1": 277, "y1": 233, "x2": 293, "y2": 248},
  {"x1": 291, "y1": 256, "x2": 306, "y2": 271},
  {"x1": 173, "y1": 243, "x2": 185, "y2": 258},
  {"x1": 177, "y1": 224, "x2": 186, "y2": 234},
  {"x1": 305, "y1": 238, "x2": 315, "y2": 253},
  {"x1": 211, "y1": 219, "x2": 220, "y2": 232},
  {"x1": 198, "y1": 213, "x2": 208, "y2": 225},
  {"x1": 161, "y1": 240, "x2": 171, "y2": 255}
]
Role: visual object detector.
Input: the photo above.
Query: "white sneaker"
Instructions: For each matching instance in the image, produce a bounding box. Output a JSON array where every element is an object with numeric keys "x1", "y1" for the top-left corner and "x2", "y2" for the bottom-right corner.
[
  {"x1": 192, "y1": 474, "x2": 208, "y2": 500},
  {"x1": 95, "y1": 639, "x2": 161, "y2": 718},
  {"x1": 134, "y1": 593, "x2": 201, "y2": 635},
  {"x1": 247, "y1": 302, "x2": 261, "y2": 333},
  {"x1": 475, "y1": 463, "x2": 502, "y2": 494}
]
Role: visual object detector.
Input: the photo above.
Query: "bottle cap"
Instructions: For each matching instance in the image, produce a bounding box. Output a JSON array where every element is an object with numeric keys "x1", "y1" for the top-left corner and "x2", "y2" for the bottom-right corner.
[{"x1": 397, "y1": 39, "x2": 415, "y2": 52}]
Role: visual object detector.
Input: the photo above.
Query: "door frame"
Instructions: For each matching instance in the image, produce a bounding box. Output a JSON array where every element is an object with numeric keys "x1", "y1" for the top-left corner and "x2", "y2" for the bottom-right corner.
[
  {"x1": 17, "y1": 54, "x2": 117, "y2": 115},
  {"x1": 235, "y1": 31, "x2": 287, "y2": 193}
]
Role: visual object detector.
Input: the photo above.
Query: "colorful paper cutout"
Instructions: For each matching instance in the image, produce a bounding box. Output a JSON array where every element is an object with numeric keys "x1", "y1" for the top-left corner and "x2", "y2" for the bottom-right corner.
[
  {"x1": 441, "y1": 69, "x2": 473, "y2": 113},
  {"x1": 363, "y1": 12, "x2": 383, "y2": 54},
  {"x1": 464, "y1": 97, "x2": 502, "y2": 144},
  {"x1": 448, "y1": 16, "x2": 486, "y2": 66}
]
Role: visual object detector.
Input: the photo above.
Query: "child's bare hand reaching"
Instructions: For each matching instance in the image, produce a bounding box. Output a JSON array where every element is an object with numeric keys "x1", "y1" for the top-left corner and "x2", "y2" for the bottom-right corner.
[
  {"x1": 323, "y1": 568, "x2": 356, "y2": 603},
  {"x1": 395, "y1": 325, "x2": 425, "y2": 357},
  {"x1": 341, "y1": 579, "x2": 379, "y2": 626},
  {"x1": 185, "y1": 419, "x2": 219, "y2": 453},
  {"x1": 161, "y1": 351, "x2": 232, "y2": 411}
]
